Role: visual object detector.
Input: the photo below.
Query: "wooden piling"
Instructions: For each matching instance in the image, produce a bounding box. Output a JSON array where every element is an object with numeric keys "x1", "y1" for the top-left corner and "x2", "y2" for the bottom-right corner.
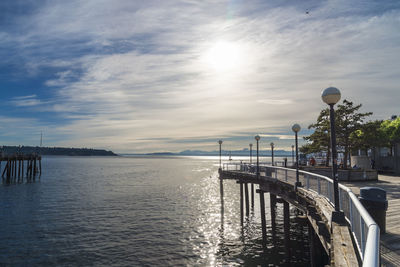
[
  {"x1": 39, "y1": 157, "x2": 42, "y2": 175},
  {"x1": 308, "y1": 223, "x2": 316, "y2": 267},
  {"x1": 257, "y1": 189, "x2": 267, "y2": 245},
  {"x1": 244, "y1": 183, "x2": 249, "y2": 216},
  {"x1": 251, "y1": 183, "x2": 254, "y2": 208},
  {"x1": 21, "y1": 159, "x2": 24, "y2": 179},
  {"x1": 33, "y1": 157, "x2": 37, "y2": 177},
  {"x1": 220, "y1": 178, "x2": 224, "y2": 212},
  {"x1": 18, "y1": 158, "x2": 21, "y2": 180},
  {"x1": 283, "y1": 200, "x2": 291, "y2": 264},
  {"x1": 2, "y1": 161, "x2": 8, "y2": 178},
  {"x1": 270, "y1": 193, "x2": 277, "y2": 234},
  {"x1": 239, "y1": 182, "x2": 244, "y2": 225},
  {"x1": 6, "y1": 158, "x2": 11, "y2": 183},
  {"x1": 11, "y1": 159, "x2": 14, "y2": 179}
]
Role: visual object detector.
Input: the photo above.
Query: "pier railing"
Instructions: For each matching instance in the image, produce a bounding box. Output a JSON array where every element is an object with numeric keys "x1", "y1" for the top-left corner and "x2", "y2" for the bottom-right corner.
[{"x1": 223, "y1": 162, "x2": 380, "y2": 267}]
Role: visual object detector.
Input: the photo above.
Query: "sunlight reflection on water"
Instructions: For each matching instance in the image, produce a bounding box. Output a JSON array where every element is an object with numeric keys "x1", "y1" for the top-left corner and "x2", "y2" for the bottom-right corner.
[{"x1": 0, "y1": 156, "x2": 310, "y2": 266}]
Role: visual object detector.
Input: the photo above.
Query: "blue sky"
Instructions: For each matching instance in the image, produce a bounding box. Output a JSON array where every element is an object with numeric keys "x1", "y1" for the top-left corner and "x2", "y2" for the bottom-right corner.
[{"x1": 1, "y1": 0, "x2": 400, "y2": 153}]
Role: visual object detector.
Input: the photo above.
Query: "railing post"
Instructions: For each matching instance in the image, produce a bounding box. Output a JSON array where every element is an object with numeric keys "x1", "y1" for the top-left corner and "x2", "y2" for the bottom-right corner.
[
  {"x1": 285, "y1": 169, "x2": 288, "y2": 182},
  {"x1": 306, "y1": 174, "x2": 310, "y2": 189},
  {"x1": 317, "y1": 177, "x2": 321, "y2": 194},
  {"x1": 275, "y1": 168, "x2": 278, "y2": 180}
]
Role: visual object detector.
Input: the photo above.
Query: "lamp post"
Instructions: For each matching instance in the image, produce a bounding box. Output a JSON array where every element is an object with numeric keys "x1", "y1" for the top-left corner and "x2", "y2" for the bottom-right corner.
[
  {"x1": 218, "y1": 140, "x2": 223, "y2": 170},
  {"x1": 291, "y1": 145, "x2": 294, "y2": 165},
  {"x1": 322, "y1": 87, "x2": 344, "y2": 223},
  {"x1": 255, "y1": 135, "x2": 260, "y2": 177},
  {"x1": 270, "y1": 142, "x2": 274, "y2": 166},
  {"x1": 249, "y1": 143, "x2": 253, "y2": 164},
  {"x1": 292, "y1": 124, "x2": 301, "y2": 188}
]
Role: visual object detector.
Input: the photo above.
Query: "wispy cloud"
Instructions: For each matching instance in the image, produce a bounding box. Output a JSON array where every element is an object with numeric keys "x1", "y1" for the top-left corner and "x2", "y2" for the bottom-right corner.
[
  {"x1": 0, "y1": 0, "x2": 399, "y2": 152},
  {"x1": 11, "y1": 95, "x2": 44, "y2": 107}
]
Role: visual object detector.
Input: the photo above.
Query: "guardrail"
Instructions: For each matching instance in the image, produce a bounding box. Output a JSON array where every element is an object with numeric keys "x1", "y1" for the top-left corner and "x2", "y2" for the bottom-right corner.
[{"x1": 222, "y1": 162, "x2": 380, "y2": 267}]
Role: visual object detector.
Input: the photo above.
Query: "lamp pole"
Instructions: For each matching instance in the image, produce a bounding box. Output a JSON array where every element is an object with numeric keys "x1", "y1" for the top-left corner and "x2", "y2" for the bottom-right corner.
[
  {"x1": 322, "y1": 87, "x2": 344, "y2": 223},
  {"x1": 292, "y1": 124, "x2": 301, "y2": 188},
  {"x1": 218, "y1": 140, "x2": 223, "y2": 170},
  {"x1": 291, "y1": 145, "x2": 294, "y2": 165},
  {"x1": 249, "y1": 143, "x2": 253, "y2": 164},
  {"x1": 270, "y1": 142, "x2": 274, "y2": 166},
  {"x1": 255, "y1": 135, "x2": 260, "y2": 177}
]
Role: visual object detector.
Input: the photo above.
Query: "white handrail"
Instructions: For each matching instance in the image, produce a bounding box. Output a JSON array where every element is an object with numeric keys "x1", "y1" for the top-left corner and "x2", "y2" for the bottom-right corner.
[{"x1": 222, "y1": 162, "x2": 380, "y2": 267}]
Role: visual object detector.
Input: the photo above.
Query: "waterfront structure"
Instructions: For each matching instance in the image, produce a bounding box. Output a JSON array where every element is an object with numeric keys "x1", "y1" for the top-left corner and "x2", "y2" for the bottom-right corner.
[
  {"x1": 219, "y1": 162, "x2": 379, "y2": 266},
  {"x1": 1, "y1": 153, "x2": 41, "y2": 184}
]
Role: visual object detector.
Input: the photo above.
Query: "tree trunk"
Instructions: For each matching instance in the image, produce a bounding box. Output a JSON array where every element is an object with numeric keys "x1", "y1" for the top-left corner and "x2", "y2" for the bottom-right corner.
[
  {"x1": 343, "y1": 141, "x2": 349, "y2": 169},
  {"x1": 344, "y1": 149, "x2": 348, "y2": 169},
  {"x1": 326, "y1": 144, "x2": 330, "y2": 167}
]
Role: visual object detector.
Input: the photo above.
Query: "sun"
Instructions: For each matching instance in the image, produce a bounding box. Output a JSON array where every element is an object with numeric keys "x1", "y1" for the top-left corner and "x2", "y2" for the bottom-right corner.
[{"x1": 204, "y1": 41, "x2": 243, "y2": 72}]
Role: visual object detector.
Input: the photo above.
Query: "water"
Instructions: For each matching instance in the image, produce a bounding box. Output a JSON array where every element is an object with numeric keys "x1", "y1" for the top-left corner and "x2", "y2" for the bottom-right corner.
[{"x1": 0, "y1": 156, "x2": 310, "y2": 266}]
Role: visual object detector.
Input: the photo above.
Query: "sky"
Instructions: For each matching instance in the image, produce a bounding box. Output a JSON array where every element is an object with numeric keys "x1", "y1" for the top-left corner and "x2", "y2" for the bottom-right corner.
[{"x1": 1, "y1": 0, "x2": 400, "y2": 153}]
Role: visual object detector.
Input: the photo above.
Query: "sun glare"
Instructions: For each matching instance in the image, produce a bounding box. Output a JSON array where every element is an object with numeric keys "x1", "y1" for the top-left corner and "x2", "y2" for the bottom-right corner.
[{"x1": 204, "y1": 41, "x2": 243, "y2": 72}]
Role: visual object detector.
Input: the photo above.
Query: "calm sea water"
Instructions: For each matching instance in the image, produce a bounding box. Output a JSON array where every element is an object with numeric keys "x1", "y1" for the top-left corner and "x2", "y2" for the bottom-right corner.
[{"x1": 0, "y1": 156, "x2": 310, "y2": 266}]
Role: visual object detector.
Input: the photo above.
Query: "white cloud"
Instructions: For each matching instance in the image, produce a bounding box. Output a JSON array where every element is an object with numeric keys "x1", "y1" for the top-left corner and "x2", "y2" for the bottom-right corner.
[
  {"x1": 1, "y1": 0, "x2": 400, "y2": 152},
  {"x1": 11, "y1": 95, "x2": 43, "y2": 107}
]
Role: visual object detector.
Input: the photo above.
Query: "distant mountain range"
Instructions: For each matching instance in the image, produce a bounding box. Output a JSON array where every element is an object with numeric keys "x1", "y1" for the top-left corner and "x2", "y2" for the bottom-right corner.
[
  {"x1": 125, "y1": 148, "x2": 293, "y2": 157},
  {"x1": 1, "y1": 146, "x2": 293, "y2": 157},
  {"x1": 1, "y1": 146, "x2": 117, "y2": 156}
]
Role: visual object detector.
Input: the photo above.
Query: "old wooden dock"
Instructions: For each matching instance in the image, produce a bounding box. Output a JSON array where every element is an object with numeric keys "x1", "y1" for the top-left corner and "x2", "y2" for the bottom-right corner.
[{"x1": 1, "y1": 154, "x2": 42, "y2": 184}]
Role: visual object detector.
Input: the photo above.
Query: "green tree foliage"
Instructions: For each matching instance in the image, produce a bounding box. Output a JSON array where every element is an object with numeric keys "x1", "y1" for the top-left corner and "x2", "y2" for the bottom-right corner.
[
  {"x1": 302, "y1": 108, "x2": 331, "y2": 166},
  {"x1": 335, "y1": 100, "x2": 372, "y2": 168},
  {"x1": 380, "y1": 117, "x2": 400, "y2": 145},
  {"x1": 301, "y1": 99, "x2": 372, "y2": 168},
  {"x1": 350, "y1": 120, "x2": 385, "y2": 154}
]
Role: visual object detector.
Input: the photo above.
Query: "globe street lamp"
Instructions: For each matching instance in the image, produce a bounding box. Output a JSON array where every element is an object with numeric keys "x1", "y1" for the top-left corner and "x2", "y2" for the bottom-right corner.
[
  {"x1": 322, "y1": 87, "x2": 344, "y2": 222},
  {"x1": 249, "y1": 143, "x2": 253, "y2": 164},
  {"x1": 255, "y1": 135, "x2": 260, "y2": 177},
  {"x1": 270, "y1": 142, "x2": 274, "y2": 166},
  {"x1": 218, "y1": 140, "x2": 223, "y2": 170},
  {"x1": 292, "y1": 124, "x2": 301, "y2": 188}
]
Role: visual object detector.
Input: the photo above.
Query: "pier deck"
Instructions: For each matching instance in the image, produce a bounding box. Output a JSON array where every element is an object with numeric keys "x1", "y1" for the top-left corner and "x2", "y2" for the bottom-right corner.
[{"x1": 344, "y1": 174, "x2": 400, "y2": 267}]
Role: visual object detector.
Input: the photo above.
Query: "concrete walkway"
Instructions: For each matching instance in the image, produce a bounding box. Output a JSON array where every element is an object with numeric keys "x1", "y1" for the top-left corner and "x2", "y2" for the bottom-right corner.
[{"x1": 343, "y1": 174, "x2": 400, "y2": 267}]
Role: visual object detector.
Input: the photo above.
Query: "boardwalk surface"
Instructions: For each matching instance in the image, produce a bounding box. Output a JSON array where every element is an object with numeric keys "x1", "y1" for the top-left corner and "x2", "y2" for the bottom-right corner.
[{"x1": 344, "y1": 174, "x2": 400, "y2": 267}]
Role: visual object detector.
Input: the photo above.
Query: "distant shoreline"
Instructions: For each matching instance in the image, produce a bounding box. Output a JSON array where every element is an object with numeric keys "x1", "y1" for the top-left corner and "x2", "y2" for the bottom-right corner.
[{"x1": 1, "y1": 146, "x2": 117, "y2": 156}]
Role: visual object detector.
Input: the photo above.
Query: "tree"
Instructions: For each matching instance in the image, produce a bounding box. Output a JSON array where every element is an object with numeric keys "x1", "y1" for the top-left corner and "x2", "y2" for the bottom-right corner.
[
  {"x1": 380, "y1": 117, "x2": 400, "y2": 156},
  {"x1": 301, "y1": 99, "x2": 372, "y2": 168},
  {"x1": 350, "y1": 120, "x2": 385, "y2": 155},
  {"x1": 380, "y1": 117, "x2": 400, "y2": 144},
  {"x1": 302, "y1": 108, "x2": 331, "y2": 166},
  {"x1": 334, "y1": 100, "x2": 372, "y2": 168}
]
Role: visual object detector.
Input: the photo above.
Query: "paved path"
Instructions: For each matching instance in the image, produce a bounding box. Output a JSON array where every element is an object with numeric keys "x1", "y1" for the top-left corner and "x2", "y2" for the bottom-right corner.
[{"x1": 344, "y1": 174, "x2": 400, "y2": 267}]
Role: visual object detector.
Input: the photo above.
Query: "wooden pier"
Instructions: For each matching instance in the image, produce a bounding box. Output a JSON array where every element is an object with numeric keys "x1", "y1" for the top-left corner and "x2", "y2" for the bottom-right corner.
[
  {"x1": 220, "y1": 162, "x2": 380, "y2": 267},
  {"x1": 1, "y1": 154, "x2": 42, "y2": 184}
]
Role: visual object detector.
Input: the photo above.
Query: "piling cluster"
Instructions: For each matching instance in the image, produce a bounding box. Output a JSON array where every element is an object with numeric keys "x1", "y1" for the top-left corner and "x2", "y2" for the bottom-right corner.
[{"x1": 1, "y1": 154, "x2": 42, "y2": 184}]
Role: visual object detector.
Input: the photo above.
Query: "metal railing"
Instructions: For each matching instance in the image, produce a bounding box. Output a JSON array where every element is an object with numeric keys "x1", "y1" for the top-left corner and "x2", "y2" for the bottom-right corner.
[{"x1": 222, "y1": 162, "x2": 380, "y2": 267}]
